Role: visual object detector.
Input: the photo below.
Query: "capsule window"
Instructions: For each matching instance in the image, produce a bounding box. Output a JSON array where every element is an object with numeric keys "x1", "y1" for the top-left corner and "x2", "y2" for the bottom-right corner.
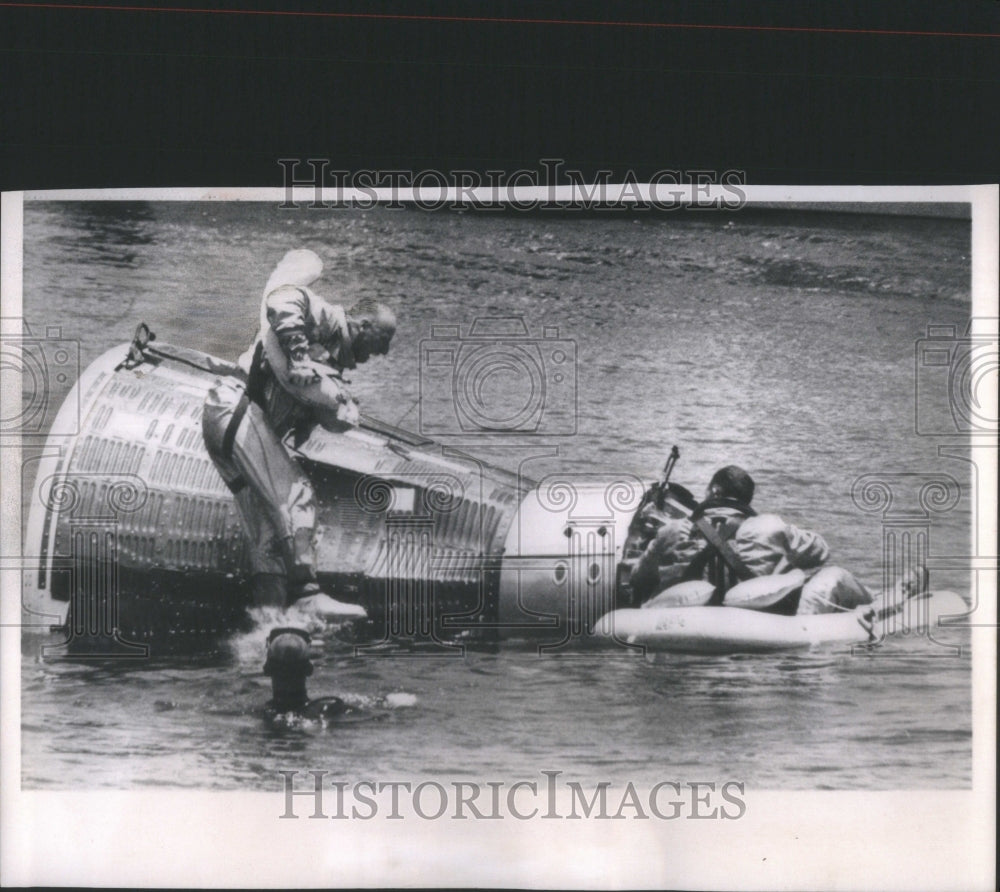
[{"x1": 553, "y1": 562, "x2": 568, "y2": 584}]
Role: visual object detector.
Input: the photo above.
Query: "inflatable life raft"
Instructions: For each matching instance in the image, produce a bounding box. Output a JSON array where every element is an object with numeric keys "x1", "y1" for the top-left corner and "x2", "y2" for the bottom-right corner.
[{"x1": 592, "y1": 589, "x2": 969, "y2": 654}]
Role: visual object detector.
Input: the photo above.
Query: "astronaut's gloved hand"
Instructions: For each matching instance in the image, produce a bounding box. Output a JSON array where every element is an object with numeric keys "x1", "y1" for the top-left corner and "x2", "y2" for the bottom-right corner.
[
  {"x1": 287, "y1": 357, "x2": 321, "y2": 387},
  {"x1": 307, "y1": 342, "x2": 332, "y2": 365},
  {"x1": 336, "y1": 397, "x2": 360, "y2": 426}
]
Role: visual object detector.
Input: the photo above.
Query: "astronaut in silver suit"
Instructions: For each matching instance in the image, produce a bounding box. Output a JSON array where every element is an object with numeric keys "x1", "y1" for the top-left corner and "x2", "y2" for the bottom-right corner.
[{"x1": 202, "y1": 249, "x2": 396, "y2": 607}]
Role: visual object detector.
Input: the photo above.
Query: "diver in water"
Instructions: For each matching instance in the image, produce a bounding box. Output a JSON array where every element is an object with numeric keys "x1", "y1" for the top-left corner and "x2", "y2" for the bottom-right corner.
[
  {"x1": 262, "y1": 627, "x2": 414, "y2": 726},
  {"x1": 202, "y1": 249, "x2": 396, "y2": 610},
  {"x1": 263, "y1": 627, "x2": 353, "y2": 723}
]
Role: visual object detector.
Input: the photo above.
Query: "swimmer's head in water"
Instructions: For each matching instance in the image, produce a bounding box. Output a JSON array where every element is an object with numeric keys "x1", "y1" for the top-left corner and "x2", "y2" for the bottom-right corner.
[
  {"x1": 264, "y1": 627, "x2": 313, "y2": 676},
  {"x1": 264, "y1": 627, "x2": 313, "y2": 708}
]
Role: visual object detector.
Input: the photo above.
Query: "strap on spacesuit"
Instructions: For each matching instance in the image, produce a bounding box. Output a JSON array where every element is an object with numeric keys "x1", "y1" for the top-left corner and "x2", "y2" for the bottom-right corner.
[
  {"x1": 245, "y1": 341, "x2": 267, "y2": 405},
  {"x1": 218, "y1": 343, "x2": 268, "y2": 493},
  {"x1": 690, "y1": 515, "x2": 755, "y2": 583},
  {"x1": 679, "y1": 514, "x2": 756, "y2": 606},
  {"x1": 221, "y1": 394, "x2": 248, "y2": 461}
]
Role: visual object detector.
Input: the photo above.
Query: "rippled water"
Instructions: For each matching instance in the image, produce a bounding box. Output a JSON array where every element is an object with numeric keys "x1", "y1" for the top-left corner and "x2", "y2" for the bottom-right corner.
[{"x1": 19, "y1": 201, "x2": 973, "y2": 789}]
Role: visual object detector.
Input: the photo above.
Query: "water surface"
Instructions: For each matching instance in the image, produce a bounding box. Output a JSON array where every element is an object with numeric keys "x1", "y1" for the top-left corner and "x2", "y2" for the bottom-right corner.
[{"x1": 20, "y1": 202, "x2": 973, "y2": 789}]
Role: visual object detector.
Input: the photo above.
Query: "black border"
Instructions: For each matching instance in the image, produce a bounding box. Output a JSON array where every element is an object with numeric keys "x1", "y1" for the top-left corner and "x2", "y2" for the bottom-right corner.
[{"x1": 2, "y1": 0, "x2": 999, "y2": 190}]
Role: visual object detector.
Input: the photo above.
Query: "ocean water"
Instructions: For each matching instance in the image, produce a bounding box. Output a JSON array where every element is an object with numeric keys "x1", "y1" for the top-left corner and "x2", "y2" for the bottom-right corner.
[{"x1": 18, "y1": 201, "x2": 973, "y2": 789}]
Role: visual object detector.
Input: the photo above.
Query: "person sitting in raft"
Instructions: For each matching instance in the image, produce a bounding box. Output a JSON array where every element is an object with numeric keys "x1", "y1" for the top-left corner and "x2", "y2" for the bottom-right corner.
[
  {"x1": 636, "y1": 465, "x2": 877, "y2": 615},
  {"x1": 629, "y1": 465, "x2": 757, "y2": 603},
  {"x1": 263, "y1": 627, "x2": 354, "y2": 723}
]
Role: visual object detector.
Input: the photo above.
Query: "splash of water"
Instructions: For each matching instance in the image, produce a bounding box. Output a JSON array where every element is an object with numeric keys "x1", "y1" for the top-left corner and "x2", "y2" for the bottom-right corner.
[{"x1": 227, "y1": 596, "x2": 366, "y2": 666}]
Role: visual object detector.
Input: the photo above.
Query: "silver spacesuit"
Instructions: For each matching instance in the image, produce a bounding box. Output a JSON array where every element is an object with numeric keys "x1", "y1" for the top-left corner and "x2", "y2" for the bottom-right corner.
[{"x1": 202, "y1": 249, "x2": 395, "y2": 606}]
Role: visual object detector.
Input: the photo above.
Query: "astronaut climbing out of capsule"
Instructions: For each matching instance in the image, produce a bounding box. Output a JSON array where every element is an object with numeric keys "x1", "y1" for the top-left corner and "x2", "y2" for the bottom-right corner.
[{"x1": 201, "y1": 249, "x2": 397, "y2": 609}]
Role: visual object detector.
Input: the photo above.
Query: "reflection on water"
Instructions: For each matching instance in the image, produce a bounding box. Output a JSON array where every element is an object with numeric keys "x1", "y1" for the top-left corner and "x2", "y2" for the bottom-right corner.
[{"x1": 20, "y1": 203, "x2": 973, "y2": 789}]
